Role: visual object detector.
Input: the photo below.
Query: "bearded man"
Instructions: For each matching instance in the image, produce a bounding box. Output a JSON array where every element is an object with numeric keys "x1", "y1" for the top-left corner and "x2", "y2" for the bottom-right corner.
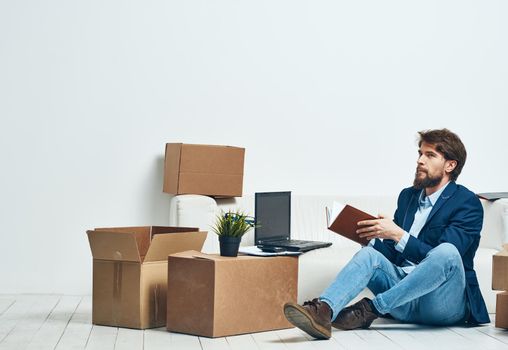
[{"x1": 283, "y1": 129, "x2": 489, "y2": 339}]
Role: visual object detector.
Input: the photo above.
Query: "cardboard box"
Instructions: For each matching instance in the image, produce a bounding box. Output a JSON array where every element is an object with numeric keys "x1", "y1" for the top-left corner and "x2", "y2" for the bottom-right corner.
[
  {"x1": 163, "y1": 143, "x2": 245, "y2": 197},
  {"x1": 86, "y1": 226, "x2": 207, "y2": 329},
  {"x1": 166, "y1": 251, "x2": 297, "y2": 337},
  {"x1": 496, "y1": 292, "x2": 508, "y2": 328},
  {"x1": 492, "y1": 244, "x2": 508, "y2": 290}
]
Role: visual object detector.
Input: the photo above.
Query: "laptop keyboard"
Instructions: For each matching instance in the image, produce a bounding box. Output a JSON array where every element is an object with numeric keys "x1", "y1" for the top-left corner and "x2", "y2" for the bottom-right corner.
[
  {"x1": 258, "y1": 239, "x2": 332, "y2": 252},
  {"x1": 283, "y1": 240, "x2": 317, "y2": 247}
]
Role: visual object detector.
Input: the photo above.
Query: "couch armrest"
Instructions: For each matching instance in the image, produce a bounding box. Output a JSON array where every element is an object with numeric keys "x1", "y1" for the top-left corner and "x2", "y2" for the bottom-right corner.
[
  {"x1": 480, "y1": 198, "x2": 508, "y2": 250},
  {"x1": 169, "y1": 195, "x2": 257, "y2": 253},
  {"x1": 169, "y1": 195, "x2": 219, "y2": 253}
]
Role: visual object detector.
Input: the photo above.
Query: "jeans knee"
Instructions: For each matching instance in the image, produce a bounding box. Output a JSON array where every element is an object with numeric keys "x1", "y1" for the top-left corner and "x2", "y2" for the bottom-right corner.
[
  {"x1": 427, "y1": 243, "x2": 461, "y2": 267},
  {"x1": 357, "y1": 246, "x2": 376, "y2": 256},
  {"x1": 354, "y1": 246, "x2": 379, "y2": 264},
  {"x1": 429, "y1": 242, "x2": 459, "y2": 257}
]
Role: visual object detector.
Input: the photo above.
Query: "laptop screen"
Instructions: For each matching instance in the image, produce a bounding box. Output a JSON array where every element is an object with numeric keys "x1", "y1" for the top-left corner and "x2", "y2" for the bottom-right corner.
[{"x1": 255, "y1": 191, "x2": 291, "y2": 244}]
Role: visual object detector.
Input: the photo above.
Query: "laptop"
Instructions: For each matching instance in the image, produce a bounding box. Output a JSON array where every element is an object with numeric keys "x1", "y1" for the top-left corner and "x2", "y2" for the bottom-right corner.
[{"x1": 255, "y1": 191, "x2": 332, "y2": 252}]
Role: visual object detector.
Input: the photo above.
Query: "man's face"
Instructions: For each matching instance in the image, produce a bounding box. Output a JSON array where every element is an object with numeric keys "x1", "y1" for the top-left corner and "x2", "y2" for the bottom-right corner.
[{"x1": 413, "y1": 142, "x2": 451, "y2": 189}]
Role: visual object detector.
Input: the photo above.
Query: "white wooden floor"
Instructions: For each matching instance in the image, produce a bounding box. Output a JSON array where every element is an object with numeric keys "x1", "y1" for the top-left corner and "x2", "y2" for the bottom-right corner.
[{"x1": 2, "y1": 295, "x2": 508, "y2": 350}]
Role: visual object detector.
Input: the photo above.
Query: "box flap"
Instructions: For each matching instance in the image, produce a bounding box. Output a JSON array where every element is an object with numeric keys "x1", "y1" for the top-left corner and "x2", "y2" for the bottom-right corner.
[
  {"x1": 495, "y1": 249, "x2": 508, "y2": 257},
  {"x1": 94, "y1": 226, "x2": 151, "y2": 258},
  {"x1": 192, "y1": 254, "x2": 253, "y2": 261},
  {"x1": 163, "y1": 143, "x2": 182, "y2": 194},
  {"x1": 180, "y1": 144, "x2": 245, "y2": 174},
  {"x1": 169, "y1": 250, "x2": 254, "y2": 261},
  {"x1": 151, "y1": 226, "x2": 199, "y2": 235},
  {"x1": 144, "y1": 231, "x2": 207, "y2": 262},
  {"x1": 169, "y1": 250, "x2": 203, "y2": 259},
  {"x1": 87, "y1": 230, "x2": 141, "y2": 262}
]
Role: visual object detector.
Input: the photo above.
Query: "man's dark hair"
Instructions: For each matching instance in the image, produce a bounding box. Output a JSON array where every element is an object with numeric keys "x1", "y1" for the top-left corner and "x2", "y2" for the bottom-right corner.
[{"x1": 418, "y1": 129, "x2": 467, "y2": 182}]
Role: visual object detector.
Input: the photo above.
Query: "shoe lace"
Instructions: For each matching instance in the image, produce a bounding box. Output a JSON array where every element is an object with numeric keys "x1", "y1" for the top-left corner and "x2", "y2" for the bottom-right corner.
[
  {"x1": 342, "y1": 299, "x2": 372, "y2": 319},
  {"x1": 303, "y1": 298, "x2": 322, "y2": 312}
]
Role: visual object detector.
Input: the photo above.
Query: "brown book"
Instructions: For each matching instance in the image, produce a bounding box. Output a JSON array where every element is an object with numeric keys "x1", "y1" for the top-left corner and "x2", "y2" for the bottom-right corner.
[{"x1": 326, "y1": 202, "x2": 376, "y2": 246}]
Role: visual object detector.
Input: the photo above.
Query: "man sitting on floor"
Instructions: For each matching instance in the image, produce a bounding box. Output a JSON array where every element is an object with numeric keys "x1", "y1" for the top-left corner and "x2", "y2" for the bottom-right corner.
[{"x1": 283, "y1": 128, "x2": 489, "y2": 339}]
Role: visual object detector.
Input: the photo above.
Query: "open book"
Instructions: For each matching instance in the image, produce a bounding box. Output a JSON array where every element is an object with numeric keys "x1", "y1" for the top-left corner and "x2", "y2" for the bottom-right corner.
[{"x1": 326, "y1": 202, "x2": 376, "y2": 246}]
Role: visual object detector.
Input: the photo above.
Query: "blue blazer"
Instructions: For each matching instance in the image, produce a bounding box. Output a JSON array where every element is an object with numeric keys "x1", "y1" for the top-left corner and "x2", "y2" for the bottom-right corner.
[{"x1": 373, "y1": 182, "x2": 490, "y2": 324}]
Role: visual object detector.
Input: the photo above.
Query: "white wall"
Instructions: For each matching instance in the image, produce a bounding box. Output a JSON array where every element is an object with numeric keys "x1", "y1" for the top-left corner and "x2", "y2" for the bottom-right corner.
[{"x1": 1, "y1": 1, "x2": 507, "y2": 294}]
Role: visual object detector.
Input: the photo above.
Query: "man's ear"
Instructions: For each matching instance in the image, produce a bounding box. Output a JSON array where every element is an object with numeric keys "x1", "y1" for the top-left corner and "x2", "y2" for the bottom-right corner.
[{"x1": 445, "y1": 160, "x2": 457, "y2": 174}]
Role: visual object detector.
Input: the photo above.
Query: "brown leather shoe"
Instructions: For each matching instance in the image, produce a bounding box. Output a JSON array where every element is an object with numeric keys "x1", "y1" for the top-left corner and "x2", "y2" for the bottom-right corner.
[
  {"x1": 283, "y1": 298, "x2": 332, "y2": 339},
  {"x1": 332, "y1": 298, "x2": 378, "y2": 330}
]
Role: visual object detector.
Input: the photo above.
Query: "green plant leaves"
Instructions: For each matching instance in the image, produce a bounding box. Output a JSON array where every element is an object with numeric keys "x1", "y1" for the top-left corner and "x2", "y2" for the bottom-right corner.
[{"x1": 212, "y1": 210, "x2": 255, "y2": 238}]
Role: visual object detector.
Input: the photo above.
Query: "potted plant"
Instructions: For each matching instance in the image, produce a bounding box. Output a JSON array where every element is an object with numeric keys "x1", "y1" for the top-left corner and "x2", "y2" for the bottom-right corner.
[{"x1": 212, "y1": 210, "x2": 255, "y2": 257}]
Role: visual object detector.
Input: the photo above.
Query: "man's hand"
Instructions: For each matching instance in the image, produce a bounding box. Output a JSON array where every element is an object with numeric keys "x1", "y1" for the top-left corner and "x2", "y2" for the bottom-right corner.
[{"x1": 356, "y1": 214, "x2": 405, "y2": 242}]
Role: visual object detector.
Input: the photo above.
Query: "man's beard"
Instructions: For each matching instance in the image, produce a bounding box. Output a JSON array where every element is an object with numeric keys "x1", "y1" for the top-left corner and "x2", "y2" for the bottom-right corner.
[{"x1": 413, "y1": 170, "x2": 443, "y2": 189}]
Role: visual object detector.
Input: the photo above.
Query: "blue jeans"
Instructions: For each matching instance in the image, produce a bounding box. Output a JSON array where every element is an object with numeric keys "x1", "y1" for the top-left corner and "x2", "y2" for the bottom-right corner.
[{"x1": 319, "y1": 243, "x2": 467, "y2": 326}]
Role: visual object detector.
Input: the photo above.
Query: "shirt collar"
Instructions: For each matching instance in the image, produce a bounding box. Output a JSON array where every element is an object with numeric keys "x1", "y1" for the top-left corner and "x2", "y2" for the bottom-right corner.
[{"x1": 418, "y1": 181, "x2": 450, "y2": 208}]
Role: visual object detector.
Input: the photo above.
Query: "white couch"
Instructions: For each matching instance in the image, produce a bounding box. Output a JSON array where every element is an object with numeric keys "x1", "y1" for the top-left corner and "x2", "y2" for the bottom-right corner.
[{"x1": 169, "y1": 194, "x2": 508, "y2": 313}]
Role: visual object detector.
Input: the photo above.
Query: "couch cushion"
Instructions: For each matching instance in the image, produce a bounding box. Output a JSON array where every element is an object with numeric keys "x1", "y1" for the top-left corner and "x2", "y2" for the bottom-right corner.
[{"x1": 170, "y1": 194, "x2": 500, "y2": 313}]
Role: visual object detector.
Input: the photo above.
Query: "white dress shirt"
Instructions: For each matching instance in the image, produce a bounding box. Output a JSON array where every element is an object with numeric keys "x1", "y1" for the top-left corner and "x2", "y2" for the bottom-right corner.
[{"x1": 369, "y1": 182, "x2": 450, "y2": 274}]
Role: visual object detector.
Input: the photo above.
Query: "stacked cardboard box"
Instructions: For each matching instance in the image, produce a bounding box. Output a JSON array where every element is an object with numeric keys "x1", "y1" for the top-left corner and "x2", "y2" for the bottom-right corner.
[
  {"x1": 86, "y1": 142, "x2": 249, "y2": 332},
  {"x1": 86, "y1": 226, "x2": 207, "y2": 329},
  {"x1": 166, "y1": 251, "x2": 298, "y2": 337},
  {"x1": 163, "y1": 143, "x2": 245, "y2": 197},
  {"x1": 492, "y1": 245, "x2": 508, "y2": 328}
]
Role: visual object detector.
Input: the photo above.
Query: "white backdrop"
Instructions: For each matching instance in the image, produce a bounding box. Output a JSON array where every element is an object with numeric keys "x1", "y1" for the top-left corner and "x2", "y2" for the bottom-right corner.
[{"x1": 1, "y1": 1, "x2": 507, "y2": 294}]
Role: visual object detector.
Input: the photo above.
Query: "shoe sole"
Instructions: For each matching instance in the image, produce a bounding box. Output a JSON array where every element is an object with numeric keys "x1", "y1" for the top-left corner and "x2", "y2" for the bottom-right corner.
[{"x1": 283, "y1": 303, "x2": 331, "y2": 339}]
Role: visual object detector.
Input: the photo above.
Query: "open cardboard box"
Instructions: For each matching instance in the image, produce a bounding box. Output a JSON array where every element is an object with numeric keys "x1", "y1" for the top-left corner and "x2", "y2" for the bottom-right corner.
[
  {"x1": 166, "y1": 250, "x2": 298, "y2": 337},
  {"x1": 87, "y1": 226, "x2": 207, "y2": 329},
  {"x1": 163, "y1": 143, "x2": 245, "y2": 197}
]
